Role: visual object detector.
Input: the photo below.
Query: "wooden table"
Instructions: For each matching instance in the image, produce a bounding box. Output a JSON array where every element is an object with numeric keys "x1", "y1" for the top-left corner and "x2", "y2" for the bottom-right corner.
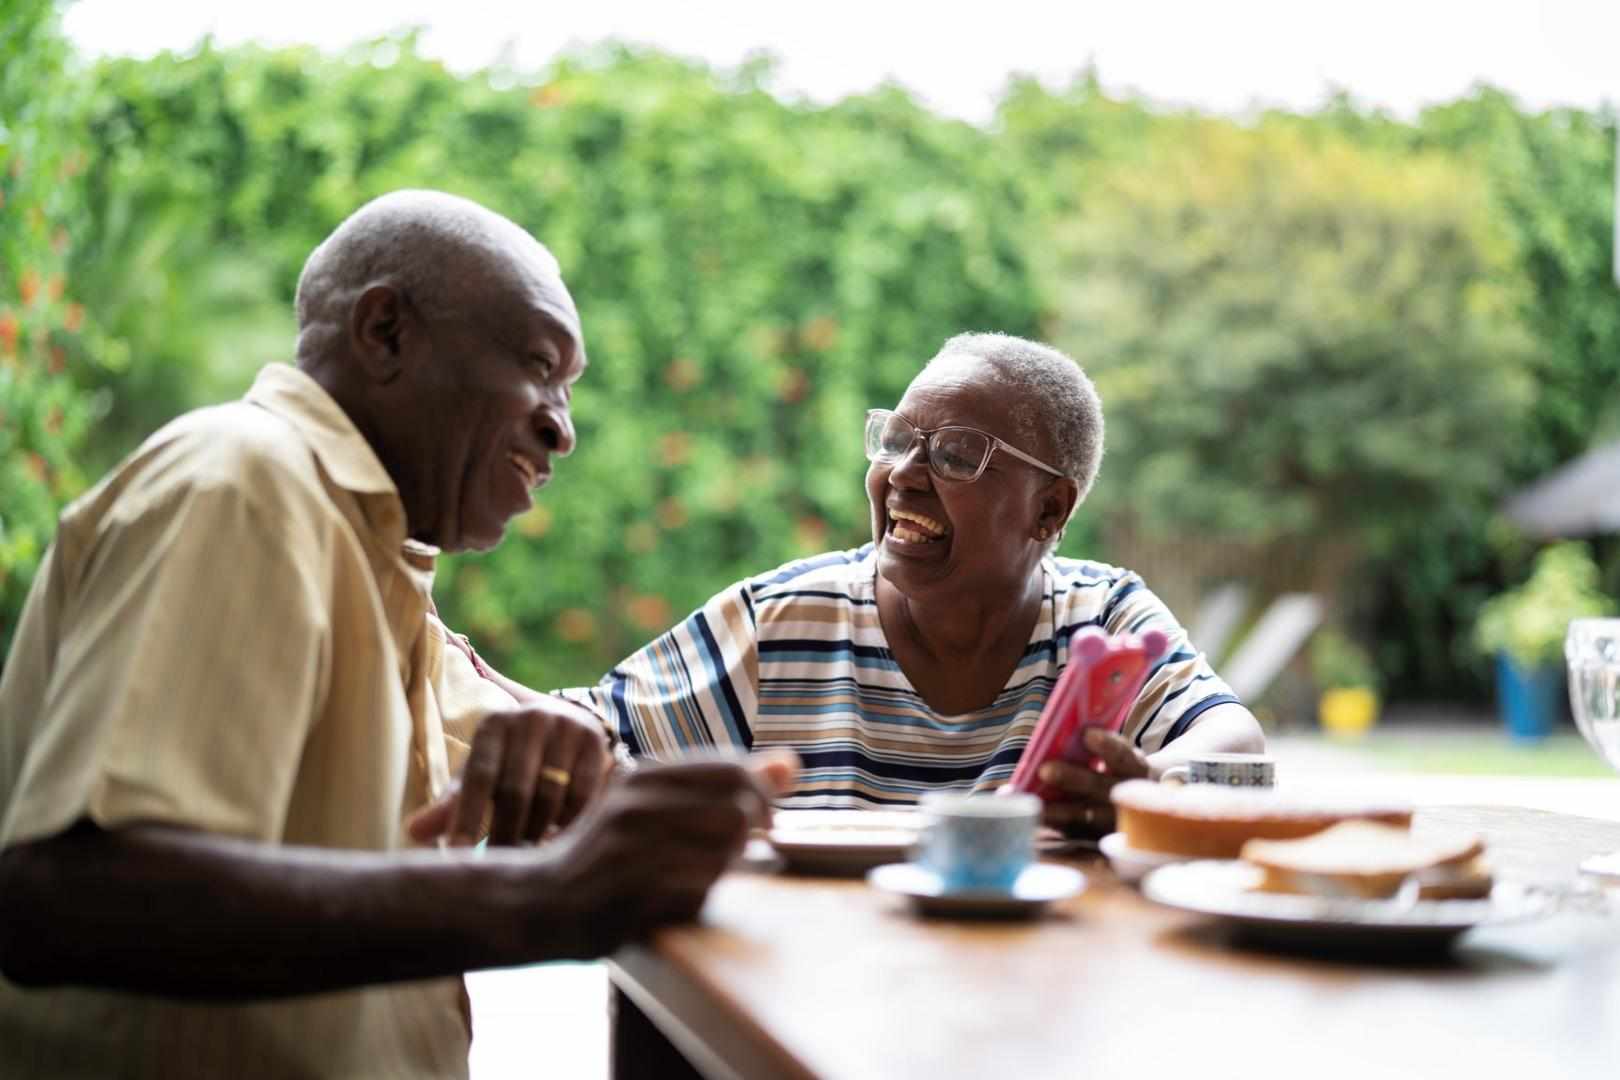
[{"x1": 608, "y1": 804, "x2": 1620, "y2": 1080}]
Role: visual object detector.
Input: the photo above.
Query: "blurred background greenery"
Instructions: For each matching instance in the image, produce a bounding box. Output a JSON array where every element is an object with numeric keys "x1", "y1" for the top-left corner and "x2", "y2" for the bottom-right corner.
[{"x1": 2, "y1": 0, "x2": 1616, "y2": 722}]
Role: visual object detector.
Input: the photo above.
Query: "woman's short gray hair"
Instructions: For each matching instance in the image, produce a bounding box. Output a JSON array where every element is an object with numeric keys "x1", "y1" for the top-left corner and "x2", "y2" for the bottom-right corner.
[{"x1": 927, "y1": 332, "x2": 1104, "y2": 501}]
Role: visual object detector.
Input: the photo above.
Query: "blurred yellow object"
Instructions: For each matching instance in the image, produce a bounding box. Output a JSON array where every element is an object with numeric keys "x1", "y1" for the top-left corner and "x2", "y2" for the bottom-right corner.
[{"x1": 1319, "y1": 687, "x2": 1378, "y2": 738}]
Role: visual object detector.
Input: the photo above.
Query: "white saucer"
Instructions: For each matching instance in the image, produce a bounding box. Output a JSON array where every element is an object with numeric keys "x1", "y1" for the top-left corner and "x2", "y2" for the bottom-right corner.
[
  {"x1": 867, "y1": 861, "x2": 1086, "y2": 917},
  {"x1": 767, "y1": 810, "x2": 925, "y2": 875},
  {"x1": 1142, "y1": 860, "x2": 1552, "y2": 950},
  {"x1": 1098, "y1": 832, "x2": 1191, "y2": 884},
  {"x1": 1579, "y1": 851, "x2": 1620, "y2": 884}
]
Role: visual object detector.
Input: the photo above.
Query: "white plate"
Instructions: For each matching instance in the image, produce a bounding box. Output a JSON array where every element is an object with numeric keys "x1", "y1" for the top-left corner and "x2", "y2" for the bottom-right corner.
[
  {"x1": 765, "y1": 810, "x2": 1092, "y2": 874},
  {"x1": 1580, "y1": 850, "x2": 1620, "y2": 884},
  {"x1": 1098, "y1": 832, "x2": 1191, "y2": 884},
  {"x1": 868, "y1": 861, "x2": 1086, "y2": 917},
  {"x1": 1141, "y1": 860, "x2": 1553, "y2": 951},
  {"x1": 767, "y1": 810, "x2": 925, "y2": 875}
]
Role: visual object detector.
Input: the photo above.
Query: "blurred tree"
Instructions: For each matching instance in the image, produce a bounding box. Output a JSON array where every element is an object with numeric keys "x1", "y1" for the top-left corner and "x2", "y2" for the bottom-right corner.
[
  {"x1": 1048, "y1": 119, "x2": 1536, "y2": 706},
  {"x1": 0, "y1": 0, "x2": 104, "y2": 658},
  {"x1": 57, "y1": 40, "x2": 1044, "y2": 689},
  {"x1": 1413, "y1": 90, "x2": 1619, "y2": 475},
  {"x1": 1057, "y1": 119, "x2": 1534, "y2": 550},
  {"x1": 1341, "y1": 91, "x2": 1617, "y2": 698},
  {"x1": 14, "y1": 32, "x2": 1617, "y2": 709}
]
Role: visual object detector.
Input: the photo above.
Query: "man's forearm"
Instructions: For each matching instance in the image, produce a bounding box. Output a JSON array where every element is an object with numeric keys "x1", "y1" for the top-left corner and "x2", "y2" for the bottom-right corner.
[{"x1": 0, "y1": 822, "x2": 558, "y2": 1000}]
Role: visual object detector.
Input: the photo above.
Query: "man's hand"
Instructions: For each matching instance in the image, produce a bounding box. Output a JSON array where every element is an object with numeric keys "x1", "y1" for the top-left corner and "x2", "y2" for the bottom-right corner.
[
  {"x1": 526, "y1": 751, "x2": 799, "y2": 957},
  {"x1": 1035, "y1": 728, "x2": 1150, "y2": 838},
  {"x1": 408, "y1": 697, "x2": 612, "y2": 847}
]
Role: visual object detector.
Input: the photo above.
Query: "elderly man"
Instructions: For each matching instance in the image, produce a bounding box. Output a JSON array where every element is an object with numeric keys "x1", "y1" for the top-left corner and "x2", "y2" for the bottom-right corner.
[{"x1": 0, "y1": 190, "x2": 789, "y2": 1078}]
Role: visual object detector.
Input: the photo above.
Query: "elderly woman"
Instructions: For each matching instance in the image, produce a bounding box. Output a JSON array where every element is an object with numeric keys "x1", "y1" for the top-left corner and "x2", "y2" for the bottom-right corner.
[{"x1": 564, "y1": 333, "x2": 1262, "y2": 834}]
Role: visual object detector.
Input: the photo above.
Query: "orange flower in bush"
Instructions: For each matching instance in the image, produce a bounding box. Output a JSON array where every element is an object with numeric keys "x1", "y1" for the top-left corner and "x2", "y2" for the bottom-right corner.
[
  {"x1": 664, "y1": 356, "x2": 701, "y2": 391},
  {"x1": 776, "y1": 367, "x2": 809, "y2": 404},
  {"x1": 530, "y1": 83, "x2": 570, "y2": 108},
  {"x1": 800, "y1": 315, "x2": 840, "y2": 351},
  {"x1": 0, "y1": 311, "x2": 18, "y2": 354},
  {"x1": 656, "y1": 497, "x2": 688, "y2": 530},
  {"x1": 794, "y1": 515, "x2": 828, "y2": 551},
  {"x1": 555, "y1": 608, "x2": 597, "y2": 643},
  {"x1": 18, "y1": 270, "x2": 39, "y2": 306},
  {"x1": 625, "y1": 594, "x2": 672, "y2": 632},
  {"x1": 63, "y1": 303, "x2": 84, "y2": 333},
  {"x1": 656, "y1": 431, "x2": 692, "y2": 468}
]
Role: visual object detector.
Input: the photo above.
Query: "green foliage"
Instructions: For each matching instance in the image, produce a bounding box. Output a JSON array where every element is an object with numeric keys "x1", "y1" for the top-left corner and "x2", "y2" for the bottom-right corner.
[
  {"x1": 0, "y1": 0, "x2": 103, "y2": 648},
  {"x1": 1474, "y1": 542, "x2": 1613, "y2": 670},
  {"x1": 50, "y1": 39, "x2": 1042, "y2": 687},
  {"x1": 1413, "y1": 91, "x2": 1619, "y2": 476},
  {"x1": 1309, "y1": 628, "x2": 1380, "y2": 692},
  {"x1": 1052, "y1": 118, "x2": 1534, "y2": 551},
  {"x1": 5, "y1": 29, "x2": 1619, "y2": 708},
  {"x1": 1353, "y1": 92, "x2": 1615, "y2": 698}
]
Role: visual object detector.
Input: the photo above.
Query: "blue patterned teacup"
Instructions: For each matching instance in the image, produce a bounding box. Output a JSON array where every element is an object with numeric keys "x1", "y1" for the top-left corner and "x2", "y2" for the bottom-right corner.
[{"x1": 916, "y1": 792, "x2": 1040, "y2": 893}]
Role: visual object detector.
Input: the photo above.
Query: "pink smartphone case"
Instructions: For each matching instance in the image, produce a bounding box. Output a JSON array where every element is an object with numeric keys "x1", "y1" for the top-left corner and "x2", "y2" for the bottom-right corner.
[{"x1": 1006, "y1": 626, "x2": 1169, "y2": 802}]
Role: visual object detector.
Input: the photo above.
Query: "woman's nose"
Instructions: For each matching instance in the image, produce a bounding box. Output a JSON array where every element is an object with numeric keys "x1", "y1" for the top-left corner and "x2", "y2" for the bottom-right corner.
[{"x1": 888, "y1": 438, "x2": 932, "y2": 488}]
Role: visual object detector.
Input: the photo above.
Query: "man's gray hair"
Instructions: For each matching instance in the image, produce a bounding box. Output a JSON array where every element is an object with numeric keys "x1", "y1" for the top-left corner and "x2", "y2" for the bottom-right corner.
[
  {"x1": 294, "y1": 189, "x2": 557, "y2": 345},
  {"x1": 928, "y1": 332, "x2": 1104, "y2": 501}
]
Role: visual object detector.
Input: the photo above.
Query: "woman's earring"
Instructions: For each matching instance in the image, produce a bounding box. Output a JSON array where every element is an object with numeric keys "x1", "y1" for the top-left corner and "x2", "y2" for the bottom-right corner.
[{"x1": 1036, "y1": 527, "x2": 1051, "y2": 541}]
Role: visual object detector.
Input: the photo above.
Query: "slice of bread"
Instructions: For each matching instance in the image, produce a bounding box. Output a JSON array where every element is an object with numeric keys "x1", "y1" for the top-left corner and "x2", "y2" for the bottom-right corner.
[
  {"x1": 1109, "y1": 780, "x2": 1412, "y2": 859},
  {"x1": 1241, "y1": 821, "x2": 1491, "y2": 900}
]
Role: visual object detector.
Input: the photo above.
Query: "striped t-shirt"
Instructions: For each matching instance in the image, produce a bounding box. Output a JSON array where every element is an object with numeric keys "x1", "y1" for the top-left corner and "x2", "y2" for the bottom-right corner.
[{"x1": 565, "y1": 545, "x2": 1239, "y2": 809}]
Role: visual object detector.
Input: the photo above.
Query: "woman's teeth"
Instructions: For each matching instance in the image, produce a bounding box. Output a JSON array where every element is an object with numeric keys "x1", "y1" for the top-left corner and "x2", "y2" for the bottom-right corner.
[{"x1": 890, "y1": 508, "x2": 946, "y2": 543}]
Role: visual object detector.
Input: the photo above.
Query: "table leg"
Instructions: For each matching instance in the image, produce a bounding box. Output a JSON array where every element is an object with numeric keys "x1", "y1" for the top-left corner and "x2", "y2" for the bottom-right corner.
[{"x1": 610, "y1": 983, "x2": 705, "y2": 1080}]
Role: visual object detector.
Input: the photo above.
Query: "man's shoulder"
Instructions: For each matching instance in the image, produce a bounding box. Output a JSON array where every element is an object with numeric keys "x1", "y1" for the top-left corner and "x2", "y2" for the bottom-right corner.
[{"x1": 66, "y1": 398, "x2": 332, "y2": 531}]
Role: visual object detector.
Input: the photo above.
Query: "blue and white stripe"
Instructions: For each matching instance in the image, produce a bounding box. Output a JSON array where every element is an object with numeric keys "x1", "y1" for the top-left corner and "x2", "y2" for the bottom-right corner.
[{"x1": 563, "y1": 545, "x2": 1239, "y2": 809}]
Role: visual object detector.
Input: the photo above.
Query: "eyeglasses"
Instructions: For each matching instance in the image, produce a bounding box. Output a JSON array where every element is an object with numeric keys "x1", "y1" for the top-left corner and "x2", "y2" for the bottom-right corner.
[{"x1": 864, "y1": 409, "x2": 1067, "y2": 483}]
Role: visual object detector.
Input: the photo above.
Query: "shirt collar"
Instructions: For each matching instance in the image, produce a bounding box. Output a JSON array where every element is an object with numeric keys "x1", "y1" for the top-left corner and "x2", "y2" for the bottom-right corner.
[{"x1": 245, "y1": 363, "x2": 399, "y2": 497}]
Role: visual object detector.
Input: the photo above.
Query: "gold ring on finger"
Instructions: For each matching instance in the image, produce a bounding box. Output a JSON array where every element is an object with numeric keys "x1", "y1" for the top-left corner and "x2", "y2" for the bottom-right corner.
[{"x1": 539, "y1": 766, "x2": 572, "y2": 787}]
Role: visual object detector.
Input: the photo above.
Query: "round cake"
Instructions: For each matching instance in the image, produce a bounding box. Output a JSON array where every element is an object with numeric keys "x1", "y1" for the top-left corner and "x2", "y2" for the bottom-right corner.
[{"x1": 1109, "y1": 780, "x2": 1413, "y2": 859}]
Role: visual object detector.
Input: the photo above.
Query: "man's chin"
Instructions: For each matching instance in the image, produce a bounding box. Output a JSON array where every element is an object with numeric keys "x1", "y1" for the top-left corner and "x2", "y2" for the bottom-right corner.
[
  {"x1": 426, "y1": 511, "x2": 509, "y2": 554},
  {"x1": 456, "y1": 520, "x2": 509, "y2": 553}
]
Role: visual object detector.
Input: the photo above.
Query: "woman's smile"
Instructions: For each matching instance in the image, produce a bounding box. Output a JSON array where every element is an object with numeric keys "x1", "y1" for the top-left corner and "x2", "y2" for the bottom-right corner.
[{"x1": 887, "y1": 506, "x2": 949, "y2": 546}]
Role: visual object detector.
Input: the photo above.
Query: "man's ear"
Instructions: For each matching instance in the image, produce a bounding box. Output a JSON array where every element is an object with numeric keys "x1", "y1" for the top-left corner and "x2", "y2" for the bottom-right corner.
[
  {"x1": 1036, "y1": 477, "x2": 1080, "y2": 540},
  {"x1": 349, "y1": 284, "x2": 415, "y2": 383}
]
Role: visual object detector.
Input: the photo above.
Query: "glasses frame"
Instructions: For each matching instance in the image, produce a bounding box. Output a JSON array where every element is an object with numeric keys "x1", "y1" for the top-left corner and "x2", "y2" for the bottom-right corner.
[{"x1": 864, "y1": 409, "x2": 1067, "y2": 483}]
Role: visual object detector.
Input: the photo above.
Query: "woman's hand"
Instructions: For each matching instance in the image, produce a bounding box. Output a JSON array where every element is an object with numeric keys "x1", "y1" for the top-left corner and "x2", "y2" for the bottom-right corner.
[{"x1": 1036, "y1": 728, "x2": 1150, "y2": 838}]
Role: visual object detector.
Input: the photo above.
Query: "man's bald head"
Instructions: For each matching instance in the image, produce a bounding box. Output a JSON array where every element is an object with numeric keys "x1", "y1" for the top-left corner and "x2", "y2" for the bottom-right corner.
[
  {"x1": 292, "y1": 190, "x2": 587, "y2": 552},
  {"x1": 294, "y1": 189, "x2": 577, "y2": 363}
]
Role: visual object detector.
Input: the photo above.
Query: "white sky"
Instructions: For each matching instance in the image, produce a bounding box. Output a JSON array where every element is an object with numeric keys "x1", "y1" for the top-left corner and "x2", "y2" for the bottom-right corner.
[{"x1": 63, "y1": 0, "x2": 1618, "y2": 123}]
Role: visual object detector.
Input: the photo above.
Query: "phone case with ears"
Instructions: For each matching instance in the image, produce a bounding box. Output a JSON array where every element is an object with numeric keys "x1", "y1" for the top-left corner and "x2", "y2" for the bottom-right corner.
[{"x1": 1005, "y1": 626, "x2": 1169, "y2": 802}]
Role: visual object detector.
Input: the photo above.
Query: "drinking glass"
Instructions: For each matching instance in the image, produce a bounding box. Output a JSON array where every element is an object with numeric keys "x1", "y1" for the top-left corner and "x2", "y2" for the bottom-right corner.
[{"x1": 1564, "y1": 618, "x2": 1620, "y2": 878}]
